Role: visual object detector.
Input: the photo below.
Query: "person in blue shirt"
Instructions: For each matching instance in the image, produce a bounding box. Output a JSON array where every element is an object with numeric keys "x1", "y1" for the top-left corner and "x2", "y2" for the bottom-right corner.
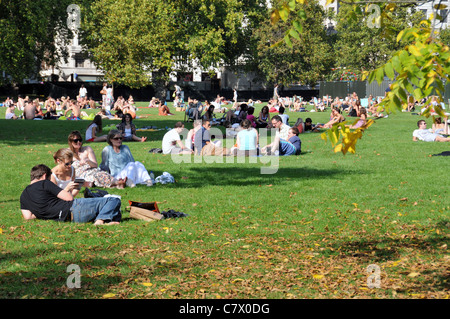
[
  {"x1": 263, "y1": 126, "x2": 301, "y2": 156},
  {"x1": 236, "y1": 119, "x2": 259, "y2": 156},
  {"x1": 100, "y1": 130, "x2": 153, "y2": 187},
  {"x1": 279, "y1": 127, "x2": 301, "y2": 156}
]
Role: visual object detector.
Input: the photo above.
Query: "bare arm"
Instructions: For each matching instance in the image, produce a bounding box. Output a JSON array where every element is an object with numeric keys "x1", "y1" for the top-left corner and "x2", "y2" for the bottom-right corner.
[
  {"x1": 176, "y1": 139, "x2": 187, "y2": 149},
  {"x1": 83, "y1": 146, "x2": 98, "y2": 167},
  {"x1": 57, "y1": 188, "x2": 74, "y2": 201},
  {"x1": 21, "y1": 209, "x2": 36, "y2": 220},
  {"x1": 50, "y1": 172, "x2": 79, "y2": 197}
]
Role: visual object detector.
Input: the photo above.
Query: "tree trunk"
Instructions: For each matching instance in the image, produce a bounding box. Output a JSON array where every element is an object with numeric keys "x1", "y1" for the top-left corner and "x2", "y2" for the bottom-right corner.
[{"x1": 153, "y1": 68, "x2": 169, "y2": 101}]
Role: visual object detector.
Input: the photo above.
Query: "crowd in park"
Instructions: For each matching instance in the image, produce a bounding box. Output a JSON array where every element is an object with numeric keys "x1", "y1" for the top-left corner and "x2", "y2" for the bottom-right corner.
[{"x1": 3, "y1": 82, "x2": 450, "y2": 225}]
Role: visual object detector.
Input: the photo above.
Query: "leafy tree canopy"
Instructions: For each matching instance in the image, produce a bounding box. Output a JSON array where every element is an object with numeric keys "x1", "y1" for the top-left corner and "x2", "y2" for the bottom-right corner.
[
  {"x1": 252, "y1": 0, "x2": 335, "y2": 86},
  {"x1": 80, "y1": 0, "x2": 267, "y2": 94},
  {"x1": 0, "y1": 0, "x2": 76, "y2": 84}
]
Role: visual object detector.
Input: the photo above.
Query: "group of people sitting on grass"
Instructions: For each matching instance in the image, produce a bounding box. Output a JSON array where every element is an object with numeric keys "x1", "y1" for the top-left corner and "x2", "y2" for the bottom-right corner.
[
  {"x1": 160, "y1": 115, "x2": 302, "y2": 157},
  {"x1": 19, "y1": 127, "x2": 156, "y2": 225},
  {"x1": 2, "y1": 87, "x2": 140, "y2": 121},
  {"x1": 47, "y1": 126, "x2": 152, "y2": 198}
]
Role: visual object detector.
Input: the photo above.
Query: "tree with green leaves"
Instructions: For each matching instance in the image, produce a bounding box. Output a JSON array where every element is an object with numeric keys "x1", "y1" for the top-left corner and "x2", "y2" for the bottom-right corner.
[
  {"x1": 251, "y1": 0, "x2": 335, "y2": 86},
  {"x1": 0, "y1": 0, "x2": 76, "y2": 84},
  {"x1": 334, "y1": 3, "x2": 424, "y2": 78},
  {"x1": 272, "y1": 0, "x2": 450, "y2": 154},
  {"x1": 80, "y1": 0, "x2": 267, "y2": 98}
]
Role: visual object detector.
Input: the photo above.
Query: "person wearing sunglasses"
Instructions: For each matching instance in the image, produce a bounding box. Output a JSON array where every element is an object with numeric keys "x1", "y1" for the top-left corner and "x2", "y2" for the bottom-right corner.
[
  {"x1": 100, "y1": 130, "x2": 153, "y2": 187},
  {"x1": 50, "y1": 148, "x2": 82, "y2": 197},
  {"x1": 68, "y1": 131, "x2": 126, "y2": 189}
]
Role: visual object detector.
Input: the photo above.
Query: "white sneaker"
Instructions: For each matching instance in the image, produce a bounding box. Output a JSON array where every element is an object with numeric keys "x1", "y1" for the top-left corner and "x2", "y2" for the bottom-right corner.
[{"x1": 146, "y1": 179, "x2": 153, "y2": 187}]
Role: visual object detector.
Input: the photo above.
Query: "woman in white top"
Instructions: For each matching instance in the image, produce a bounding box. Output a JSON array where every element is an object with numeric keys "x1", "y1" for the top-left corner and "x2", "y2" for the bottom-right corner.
[
  {"x1": 85, "y1": 115, "x2": 107, "y2": 142},
  {"x1": 5, "y1": 104, "x2": 18, "y2": 119},
  {"x1": 50, "y1": 148, "x2": 81, "y2": 197}
]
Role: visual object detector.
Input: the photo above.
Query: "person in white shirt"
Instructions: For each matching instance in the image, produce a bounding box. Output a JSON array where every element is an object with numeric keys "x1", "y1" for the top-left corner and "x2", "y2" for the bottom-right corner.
[
  {"x1": 278, "y1": 106, "x2": 289, "y2": 126},
  {"x1": 79, "y1": 85, "x2": 87, "y2": 98},
  {"x1": 261, "y1": 115, "x2": 291, "y2": 155},
  {"x1": 413, "y1": 120, "x2": 450, "y2": 142},
  {"x1": 162, "y1": 122, "x2": 193, "y2": 154}
]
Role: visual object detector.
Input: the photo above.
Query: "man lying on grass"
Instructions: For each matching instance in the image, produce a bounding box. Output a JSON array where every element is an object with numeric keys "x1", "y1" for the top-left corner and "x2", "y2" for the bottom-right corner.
[
  {"x1": 413, "y1": 120, "x2": 450, "y2": 142},
  {"x1": 20, "y1": 164, "x2": 122, "y2": 225}
]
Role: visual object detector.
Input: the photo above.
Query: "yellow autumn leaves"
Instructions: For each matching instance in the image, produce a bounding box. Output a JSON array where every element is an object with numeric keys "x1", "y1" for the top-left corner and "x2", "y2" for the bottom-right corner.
[{"x1": 321, "y1": 119, "x2": 375, "y2": 155}]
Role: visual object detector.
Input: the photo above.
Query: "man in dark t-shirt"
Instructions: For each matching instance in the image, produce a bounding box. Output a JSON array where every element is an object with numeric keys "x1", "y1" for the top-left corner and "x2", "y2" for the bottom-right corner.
[
  {"x1": 20, "y1": 164, "x2": 122, "y2": 225},
  {"x1": 20, "y1": 178, "x2": 73, "y2": 221}
]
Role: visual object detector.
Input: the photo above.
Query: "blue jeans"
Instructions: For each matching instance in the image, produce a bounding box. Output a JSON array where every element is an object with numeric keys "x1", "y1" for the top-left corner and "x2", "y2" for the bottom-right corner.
[
  {"x1": 279, "y1": 140, "x2": 297, "y2": 156},
  {"x1": 70, "y1": 197, "x2": 122, "y2": 223}
]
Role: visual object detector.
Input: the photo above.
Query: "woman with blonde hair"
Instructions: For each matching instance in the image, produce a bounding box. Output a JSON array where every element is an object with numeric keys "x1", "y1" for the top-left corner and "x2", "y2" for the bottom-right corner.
[{"x1": 50, "y1": 148, "x2": 82, "y2": 197}]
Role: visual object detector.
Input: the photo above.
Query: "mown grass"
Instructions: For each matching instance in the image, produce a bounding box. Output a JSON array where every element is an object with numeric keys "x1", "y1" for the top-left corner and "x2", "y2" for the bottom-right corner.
[{"x1": 0, "y1": 102, "x2": 448, "y2": 300}]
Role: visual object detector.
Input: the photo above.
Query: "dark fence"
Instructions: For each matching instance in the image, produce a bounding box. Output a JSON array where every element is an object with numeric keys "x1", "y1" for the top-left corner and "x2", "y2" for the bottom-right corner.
[
  {"x1": 320, "y1": 80, "x2": 450, "y2": 101},
  {"x1": 0, "y1": 82, "x2": 319, "y2": 103},
  {"x1": 319, "y1": 80, "x2": 391, "y2": 99}
]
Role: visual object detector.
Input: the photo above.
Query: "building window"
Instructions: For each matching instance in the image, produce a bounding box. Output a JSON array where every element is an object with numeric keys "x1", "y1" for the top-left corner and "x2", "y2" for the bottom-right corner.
[{"x1": 74, "y1": 53, "x2": 86, "y2": 68}]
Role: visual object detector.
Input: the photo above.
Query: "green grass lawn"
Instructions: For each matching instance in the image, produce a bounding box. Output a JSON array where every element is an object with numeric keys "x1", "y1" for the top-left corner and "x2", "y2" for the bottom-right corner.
[{"x1": 0, "y1": 102, "x2": 448, "y2": 299}]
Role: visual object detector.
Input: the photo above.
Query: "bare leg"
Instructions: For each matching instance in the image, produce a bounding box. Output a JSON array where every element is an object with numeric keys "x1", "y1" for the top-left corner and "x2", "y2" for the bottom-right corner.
[
  {"x1": 94, "y1": 135, "x2": 107, "y2": 142},
  {"x1": 435, "y1": 135, "x2": 450, "y2": 142},
  {"x1": 94, "y1": 220, "x2": 120, "y2": 226}
]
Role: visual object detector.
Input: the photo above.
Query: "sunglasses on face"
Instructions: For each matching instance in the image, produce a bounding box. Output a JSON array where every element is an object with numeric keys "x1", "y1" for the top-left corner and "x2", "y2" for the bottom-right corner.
[
  {"x1": 112, "y1": 137, "x2": 123, "y2": 140},
  {"x1": 72, "y1": 138, "x2": 83, "y2": 143},
  {"x1": 64, "y1": 161, "x2": 74, "y2": 167}
]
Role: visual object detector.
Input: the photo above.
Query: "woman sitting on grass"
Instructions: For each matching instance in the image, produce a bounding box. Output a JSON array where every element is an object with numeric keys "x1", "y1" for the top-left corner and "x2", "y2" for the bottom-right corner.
[
  {"x1": 246, "y1": 106, "x2": 257, "y2": 128},
  {"x1": 348, "y1": 107, "x2": 367, "y2": 129},
  {"x1": 50, "y1": 148, "x2": 82, "y2": 197},
  {"x1": 256, "y1": 105, "x2": 271, "y2": 128},
  {"x1": 316, "y1": 107, "x2": 345, "y2": 129},
  {"x1": 158, "y1": 100, "x2": 174, "y2": 116},
  {"x1": 202, "y1": 105, "x2": 215, "y2": 122},
  {"x1": 68, "y1": 131, "x2": 126, "y2": 189},
  {"x1": 100, "y1": 129, "x2": 153, "y2": 187},
  {"x1": 5, "y1": 103, "x2": 18, "y2": 119},
  {"x1": 234, "y1": 119, "x2": 259, "y2": 156},
  {"x1": 86, "y1": 115, "x2": 107, "y2": 142},
  {"x1": 432, "y1": 117, "x2": 449, "y2": 135},
  {"x1": 116, "y1": 113, "x2": 147, "y2": 142}
]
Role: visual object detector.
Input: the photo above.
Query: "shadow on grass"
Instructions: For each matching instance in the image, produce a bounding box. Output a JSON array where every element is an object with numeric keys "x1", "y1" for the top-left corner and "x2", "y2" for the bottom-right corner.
[
  {"x1": 0, "y1": 245, "x2": 180, "y2": 298},
  {"x1": 170, "y1": 165, "x2": 354, "y2": 188},
  {"x1": 325, "y1": 219, "x2": 449, "y2": 290}
]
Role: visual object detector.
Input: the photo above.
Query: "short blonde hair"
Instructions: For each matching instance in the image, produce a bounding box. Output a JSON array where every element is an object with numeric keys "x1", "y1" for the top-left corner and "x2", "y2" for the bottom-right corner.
[{"x1": 53, "y1": 148, "x2": 73, "y2": 162}]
